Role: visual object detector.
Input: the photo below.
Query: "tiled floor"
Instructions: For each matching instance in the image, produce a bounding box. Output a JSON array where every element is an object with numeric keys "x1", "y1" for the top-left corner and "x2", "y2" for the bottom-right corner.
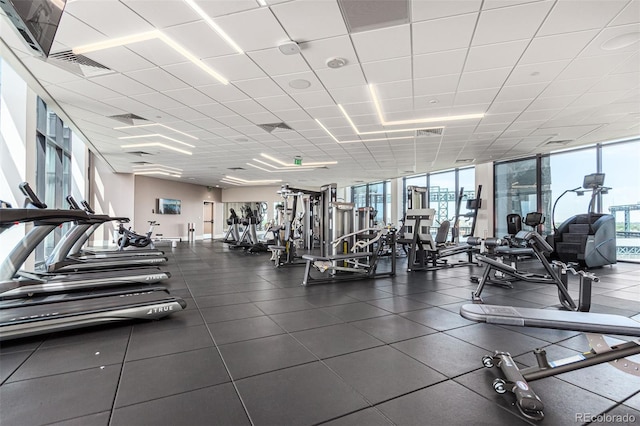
[{"x1": 1, "y1": 241, "x2": 639, "y2": 426}]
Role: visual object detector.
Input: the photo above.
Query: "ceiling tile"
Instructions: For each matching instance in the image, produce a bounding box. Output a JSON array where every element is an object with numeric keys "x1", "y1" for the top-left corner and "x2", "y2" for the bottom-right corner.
[
  {"x1": 589, "y1": 73, "x2": 640, "y2": 93},
  {"x1": 90, "y1": 73, "x2": 155, "y2": 96},
  {"x1": 101, "y1": 96, "x2": 154, "y2": 114},
  {"x1": 214, "y1": 7, "x2": 290, "y2": 52},
  {"x1": 505, "y1": 59, "x2": 570, "y2": 86},
  {"x1": 538, "y1": 0, "x2": 629, "y2": 36},
  {"x1": 327, "y1": 85, "x2": 371, "y2": 104},
  {"x1": 162, "y1": 21, "x2": 238, "y2": 59},
  {"x1": 194, "y1": 0, "x2": 259, "y2": 17},
  {"x1": 79, "y1": 46, "x2": 155, "y2": 73},
  {"x1": 290, "y1": 90, "x2": 335, "y2": 109},
  {"x1": 274, "y1": 109, "x2": 312, "y2": 121},
  {"x1": 363, "y1": 57, "x2": 411, "y2": 84},
  {"x1": 65, "y1": 0, "x2": 154, "y2": 39},
  {"x1": 558, "y1": 52, "x2": 631, "y2": 80},
  {"x1": 163, "y1": 62, "x2": 223, "y2": 87},
  {"x1": 272, "y1": 71, "x2": 324, "y2": 94},
  {"x1": 375, "y1": 80, "x2": 413, "y2": 99},
  {"x1": 351, "y1": 25, "x2": 411, "y2": 63},
  {"x1": 53, "y1": 12, "x2": 105, "y2": 49},
  {"x1": 225, "y1": 99, "x2": 269, "y2": 115},
  {"x1": 540, "y1": 77, "x2": 600, "y2": 97},
  {"x1": 255, "y1": 95, "x2": 301, "y2": 111},
  {"x1": 412, "y1": 0, "x2": 481, "y2": 22},
  {"x1": 610, "y1": 0, "x2": 640, "y2": 26},
  {"x1": 131, "y1": 92, "x2": 184, "y2": 110},
  {"x1": 580, "y1": 23, "x2": 640, "y2": 58},
  {"x1": 55, "y1": 79, "x2": 120, "y2": 101},
  {"x1": 300, "y1": 35, "x2": 358, "y2": 69},
  {"x1": 164, "y1": 87, "x2": 215, "y2": 105},
  {"x1": 126, "y1": 38, "x2": 188, "y2": 67},
  {"x1": 126, "y1": 67, "x2": 190, "y2": 91},
  {"x1": 197, "y1": 83, "x2": 250, "y2": 102},
  {"x1": 316, "y1": 65, "x2": 367, "y2": 89},
  {"x1": 496, "y1": 81, "x2": 548, "y2": 101},
  {"x1": 455, "y1": 87, "x2": 500, "y2": 105},
  {"x1": 203, "y1": 54, "x2": 267, "y2": 81},
  {"x1": 527, "y1": 94, "x2": 578, "y2": 111},
  {"x1": 521, "y1": 30, "x2": 599, "y2": 65},
  {"x1": 233, "y1": 77, "x2": 286, "y2": 98},
  {"x1": 122, "y1": 0, "x2": 200, "y2": 28},
  {"x1": 413, "y1": 75, "x2": 460, "y2": 96},
  {"x1": 271, "y1": 0, "x2": 348, "y2": 41},
  {"x1": 412, "y1": 13, "x2": 477, "y2": 55},
  {"x1": 413, "y1": 49, "x2": 467, "y2": 79},
  {"x1": 472, "y1": 1, "x2": 553, "y2": 46},
  {"x1": 465, "y1": 39, "x2": 529, "y2": 72},
  {"x1": 246, "y1": 48, "x2": 311, "y2": 76},
  {"x1": 458, "y1": 67, "x2": 511, "y2": 91}
]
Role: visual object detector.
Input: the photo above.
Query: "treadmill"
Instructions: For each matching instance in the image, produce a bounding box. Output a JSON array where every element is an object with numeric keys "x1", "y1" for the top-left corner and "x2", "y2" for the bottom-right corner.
[
  {"x1": 0, "y1": 184, "x2": 171, "y2": 300},
  {"x1": 0, "y1": 203, "x2": 186, "y2": 341}
]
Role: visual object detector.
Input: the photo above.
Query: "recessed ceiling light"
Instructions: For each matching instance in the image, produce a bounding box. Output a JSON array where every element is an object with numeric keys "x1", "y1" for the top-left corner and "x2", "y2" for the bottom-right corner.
[
  {"x1": 601, "y1": 32, "x2": 640, "y2": 50},
  {"x1": 429, "y1": 99, "x2": 438, "y2": 104},
  {"x1": 289, "y1": 79, "x2": 311, "y2": 89},
  {"x1": 326, "y1": 57, "x2": 347, "y2": 69}
]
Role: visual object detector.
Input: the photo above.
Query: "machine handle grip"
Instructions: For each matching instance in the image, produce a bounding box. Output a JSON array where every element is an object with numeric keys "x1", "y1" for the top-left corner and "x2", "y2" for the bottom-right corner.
[{"x1": 19, "y1": 182, "x2": 47, "y2": 208}]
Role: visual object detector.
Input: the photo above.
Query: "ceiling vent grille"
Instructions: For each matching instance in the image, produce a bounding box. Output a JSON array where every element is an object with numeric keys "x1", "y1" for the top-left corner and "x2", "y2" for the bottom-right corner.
[
  {"x1": 131, "y1": 161, "x2": 152, "y2": 165},
  {"x1": 126, "y1": 151, "x2": 153, "y2": 156},
  {"x1": 455, "y1": 159, "x2": 474, "y2": 163},
  {"x1": 108, "y1": 113, "x2": 149, "y2": 125},
  {"x1": 416, "y1": 127, "x2": 444, "y2": 137},
  {"x1": 337, "y1": 0, "x2": 409, "y2": 33},
  {"x1": 47, "y1": 50, "x2": 114, "y2": 77},
  {"x1": 257, "y1": 122, "x2": 293, "y2": 133},
  {"x1": 545, "y1": 139, "x2": 573, "y2": 145},
  {"x1": 227, "y1": 167, "x2": 245, "y2": 170}
]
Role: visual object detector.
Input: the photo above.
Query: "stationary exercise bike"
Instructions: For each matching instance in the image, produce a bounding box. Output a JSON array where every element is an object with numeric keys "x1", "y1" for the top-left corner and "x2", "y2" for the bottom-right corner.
[{"x1": 117, "y1": 221, "x2": 158, "y2": 250}]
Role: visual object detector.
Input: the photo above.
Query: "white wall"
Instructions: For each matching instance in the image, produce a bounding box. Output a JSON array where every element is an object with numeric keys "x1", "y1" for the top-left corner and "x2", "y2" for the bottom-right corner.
[{"x1": 134, "y1": 175, "x2": 222, "y2": 239}]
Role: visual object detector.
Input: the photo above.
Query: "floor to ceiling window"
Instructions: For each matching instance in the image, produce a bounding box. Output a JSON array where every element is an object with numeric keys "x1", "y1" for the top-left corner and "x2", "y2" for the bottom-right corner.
[
  {"x1": 494, "y1": 158, "x2": 539, "y2": 237},
  {"x1": 350, "y1": 181, "x2": 391, "y2": 226}
]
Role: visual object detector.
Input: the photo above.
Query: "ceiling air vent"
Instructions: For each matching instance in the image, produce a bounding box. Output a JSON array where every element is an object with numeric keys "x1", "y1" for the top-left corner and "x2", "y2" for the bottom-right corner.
[
  {"x1": 131, "y1": 161, "x2": 152, "y2": 165},
  {"x1": 108, "y1": 113, "x2": 149, "y2": 125},
  {"x1": 126, "y1": 151, "x2": 152, "y2": 156},
  {"x1": 545, "y1": 140, "x2": 573, "y2": 145},
  {"x1": 257, "y1": 122, "x2": 293, "y2": 133},
  {"x1": 338, "y1": 0, "x2": 409, "y2": 33},
  {"x1": 455, "y1": 159, "x2": 474, "y2": 163},
  {"x1": 227, "y1": 167, "x2": 245, "y2": 170},
  {"x1": 47, "y1": 50, "x2": 114, "y2": 77},
  {"x1": 416, "y1": 127, "x2": 444, "y2": 137}
]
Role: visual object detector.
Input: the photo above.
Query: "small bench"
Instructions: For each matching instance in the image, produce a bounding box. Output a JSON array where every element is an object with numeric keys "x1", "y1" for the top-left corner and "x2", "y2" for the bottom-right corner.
[{"x1": 302, "y1": 252, "x2": 373, "y2": 286}]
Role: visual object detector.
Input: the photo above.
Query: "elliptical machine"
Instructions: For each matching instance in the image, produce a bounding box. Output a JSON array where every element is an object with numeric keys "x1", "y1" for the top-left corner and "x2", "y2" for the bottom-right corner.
[{"x1": 549, "y1": 173, "x2": 616, "y2": 268}]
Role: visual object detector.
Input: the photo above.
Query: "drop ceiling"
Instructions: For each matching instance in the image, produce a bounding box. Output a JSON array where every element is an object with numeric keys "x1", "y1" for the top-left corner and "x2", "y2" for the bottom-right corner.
[{"x1": 1, "y1": 0, "x2": 638, "y2": 188}]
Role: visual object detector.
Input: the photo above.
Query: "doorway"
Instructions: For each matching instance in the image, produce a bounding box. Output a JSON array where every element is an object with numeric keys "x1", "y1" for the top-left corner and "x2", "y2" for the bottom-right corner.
[{"x1": 203, "y1": 201, "x2": 215, "y2": 240}]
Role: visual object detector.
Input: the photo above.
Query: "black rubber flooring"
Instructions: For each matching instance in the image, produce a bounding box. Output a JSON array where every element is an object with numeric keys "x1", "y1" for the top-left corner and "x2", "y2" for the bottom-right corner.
[{"x1": 1, "y1": 241, "x2": 639, "y2": 426}]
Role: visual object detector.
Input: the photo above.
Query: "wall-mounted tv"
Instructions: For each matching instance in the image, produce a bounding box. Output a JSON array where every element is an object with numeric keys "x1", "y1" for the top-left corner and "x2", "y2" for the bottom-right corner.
[
  {"x1": 0, "y1": 0, "x2": 67, "y2": 57},
  {"x1": 157, "y1": 198, "x2": 181, "y2": 215}
]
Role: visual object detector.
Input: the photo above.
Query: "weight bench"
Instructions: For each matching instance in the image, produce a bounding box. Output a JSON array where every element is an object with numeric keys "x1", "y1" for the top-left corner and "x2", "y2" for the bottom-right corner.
[
  {"x1": 301, "y1": 252, "x2": 374, "y2": 286},
  {"x1": 460, "y1": 303, "x2": 640, "y2": 421}
]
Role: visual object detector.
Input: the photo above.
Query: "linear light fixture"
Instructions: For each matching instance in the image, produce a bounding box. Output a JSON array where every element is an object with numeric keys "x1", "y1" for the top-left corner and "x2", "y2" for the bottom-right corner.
[
  {"x1": 133, "y1": 170, "x2": 182, "y2": 177},
  {"x1": 222, "y1": 175, "x2": 282, "y2": 184},
  {"x1": 118, "y1": 134, "x2": 195, "y2": 148},
  {"x1": 254, "y1": 158, "x2": 318, "y2": 170},
  {"x1": 248, "y1": 162, "x2": 317, "y2": 172},
  {"x1": 72, "y1": 31, "x2": 229, "y2": 85},
  {"x1": 260, "y1": 153, "x2": 337, "y2": 166},
  {"x1": 315, "y1": 120, "x2": 426, "y2": 144},
  {"x1": 256, "y1": 0, "x2": 268, "y2": 6},
  {"x1": 368, "y1": 84, "x2": 484, "y2": 126},
  {"x1": 121, "y1": 142, "x2": 192, "y2": 155},
  {"x1": 337, "y1": 135, "x2": 416, "y2": 144},
  {"x1": 183, "y1": 0, "x2": 244, "y2": 54},
  {"x1": 115, "y1": 123, "x2": 199, "y2": 140},
  {"x1": 132, "y1": 163, "x2": 183, "y2": 172},
  {"x1": 220, "y1": 179, "x2": 241, "y2": 186}
]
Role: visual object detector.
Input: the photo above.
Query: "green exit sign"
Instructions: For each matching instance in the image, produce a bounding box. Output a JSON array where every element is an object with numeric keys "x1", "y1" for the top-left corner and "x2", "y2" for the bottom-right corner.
[{"x1": 294, "y1": 157, "x2": 302, "y2": 166}]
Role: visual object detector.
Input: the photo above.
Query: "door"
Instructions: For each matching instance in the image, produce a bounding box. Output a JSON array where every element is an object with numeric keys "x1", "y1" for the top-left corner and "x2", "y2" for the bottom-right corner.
[{"x1": 203, "y1": 201, "x2": 214, "y2": 239}]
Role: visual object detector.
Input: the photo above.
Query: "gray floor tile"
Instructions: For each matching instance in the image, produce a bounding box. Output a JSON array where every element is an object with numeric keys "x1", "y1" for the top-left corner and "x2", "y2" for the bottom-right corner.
[
  {"x1": 366, "y1": 296, "x2": 431, "y2": 313},
  {"x1": 200, "y1": 302, "x2": 264, "y2": 323},
  {"x1": 254, "y1": 297, "x2": 317, "y2": 314},
  {"x1": 351, "y1": 315, "x2": 436, "y2": 343},
  {"x1": 209, "y1": 316, "x2": 285, "y2": 345},
  {"x1": 235, "y1": 362, "x2": 368, "y2": 425},
  {"x1": 623, "y1": 391, "x2": 640, "y2": 413},
  {"x1": 7, "y1": 335, "x2": 127, "y2": 382},
  {"x1": 219, "y1": 334, "x2": 316, "y2": 379},
  {"x1": 193, "y1": 293, "x2": 252, "y2": 308},
  {"x1": 126, "y1": 324, "x2": 214, "y2": 361},
  {"x1": 270, "y1": 309, "x2": 342, "y2": 332},
  {"x1": 292, "y1": 323, "x2": 384, "y2": 359},
  {"x1": 0, "y1": 365, "x2": 120, "y2": 426},
  {"x1": 111, "y1": 383, "x2": 250, "y2": 426},
  {"x1": 46, "y1": 411, "x2": 110, "y2": 426},
  {"x1": 0, "y1": 350, "x2": 31, "y2": 383},
  {"x1": 321, "y1": 302, "x2": 390, "y2": 322},
  {"x1": 392, "y1": 333, "x2": 491, "y2": 378},
  {"x1": 115, "y1": 347, "x2": 230, "y2": 407},
  {"x1": 325, "y1": 346, "x2": 446, "y2": 404},
  {"x1": 322, "y1": 408, "x2": 393, "y2": 426},
  {"x1": 400, "y1": 306, "x2": 475, "y2": 331},
  {"x1": 445, "y1": 323, "x2": 549, "y2": 357},
  {"x1": 377, "y1": 380, "x2": 532, "y2": 425}
]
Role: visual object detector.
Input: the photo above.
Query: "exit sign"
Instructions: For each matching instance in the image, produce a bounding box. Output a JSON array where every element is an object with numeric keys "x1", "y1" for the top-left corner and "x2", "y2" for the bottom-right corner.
[{"x1": 294, "y1": 157, "x2": 302, "y2": 166}]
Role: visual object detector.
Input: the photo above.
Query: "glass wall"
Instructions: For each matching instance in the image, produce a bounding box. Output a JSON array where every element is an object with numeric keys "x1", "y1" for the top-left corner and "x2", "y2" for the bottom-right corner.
[
  {"x1": 494, "y1": 138, "x2": 640, "y2": 262},
  {"x1": 351, "y1": 181, "x2": 391, "y2": 225}
]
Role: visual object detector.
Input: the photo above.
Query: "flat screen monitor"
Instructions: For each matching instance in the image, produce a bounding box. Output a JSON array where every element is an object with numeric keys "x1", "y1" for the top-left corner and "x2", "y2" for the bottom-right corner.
[
  {"x1": 157, "y1": 198, "x2": 181, "y2": 215},
  {"x1": 0, "y1": 0, "x2": 66, "y2": 57},
  {"x1": 583, "y1": 173, "x2": 605, "y2": 189}
]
